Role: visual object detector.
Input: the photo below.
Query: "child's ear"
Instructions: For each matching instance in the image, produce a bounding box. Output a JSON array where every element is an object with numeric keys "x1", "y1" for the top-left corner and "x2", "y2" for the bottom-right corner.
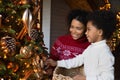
[{"x1": 98, "y1": 29, "x2": 103, "y2": 36}]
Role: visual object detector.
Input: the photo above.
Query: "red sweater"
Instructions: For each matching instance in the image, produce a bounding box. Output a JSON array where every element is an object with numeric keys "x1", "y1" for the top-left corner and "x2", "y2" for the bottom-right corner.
[{"x1": 50, "y1": 35, "x2": 90, "y2": 60}]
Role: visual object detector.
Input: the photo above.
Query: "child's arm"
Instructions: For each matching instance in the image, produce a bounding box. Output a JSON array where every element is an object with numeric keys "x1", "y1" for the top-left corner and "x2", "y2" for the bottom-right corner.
[
  {"x1": 46, "y1": 54, "x2": 84, "y2": 69},
  {"x1": 57, "y1": 54, "x2": 84, "y2": 69}
]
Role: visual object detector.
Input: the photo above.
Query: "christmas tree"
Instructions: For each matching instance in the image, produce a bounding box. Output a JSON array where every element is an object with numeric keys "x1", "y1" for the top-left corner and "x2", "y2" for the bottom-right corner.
[{"x1": 0, "y1": 0, "x2": 49, "y2": 80}]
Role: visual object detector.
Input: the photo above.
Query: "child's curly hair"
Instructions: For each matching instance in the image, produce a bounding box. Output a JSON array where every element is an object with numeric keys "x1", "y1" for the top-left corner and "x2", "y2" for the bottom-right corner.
[{"x1": 87, "y1": 10, "x2": 117, "y2": 39}]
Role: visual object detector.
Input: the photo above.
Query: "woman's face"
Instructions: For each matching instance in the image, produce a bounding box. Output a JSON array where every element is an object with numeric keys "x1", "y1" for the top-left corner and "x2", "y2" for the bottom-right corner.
[{"x1": 70, "y1": 19, "x2": 85, "y2": 40}]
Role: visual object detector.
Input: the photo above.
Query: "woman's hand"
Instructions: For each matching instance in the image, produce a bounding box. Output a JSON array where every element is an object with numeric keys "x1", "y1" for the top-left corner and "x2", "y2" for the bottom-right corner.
[
  {"x1": 73, "y1": 75, "x2": 86, "y2": 80},
  {"x1": 45, "y1": 59, "x2": 57, "y2": 67}
]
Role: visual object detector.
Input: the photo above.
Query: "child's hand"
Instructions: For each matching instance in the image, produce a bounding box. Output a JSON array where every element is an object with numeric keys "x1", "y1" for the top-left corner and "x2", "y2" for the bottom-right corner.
[
  {"x1": 45, "y1": 59, "x2": 57, "y2": 67},
  {"x1": 73, "y1": 75, "x2": 86, "y2": 80}
]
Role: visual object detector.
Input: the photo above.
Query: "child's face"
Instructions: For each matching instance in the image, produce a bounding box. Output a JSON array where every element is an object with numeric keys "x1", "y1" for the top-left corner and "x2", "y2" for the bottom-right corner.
[
  {"x1": 85, "y1": 21, "x2": 103, "y2": 43},
  {"x1": 69, "y1": 19, "x2": 85, "y2": 40}
]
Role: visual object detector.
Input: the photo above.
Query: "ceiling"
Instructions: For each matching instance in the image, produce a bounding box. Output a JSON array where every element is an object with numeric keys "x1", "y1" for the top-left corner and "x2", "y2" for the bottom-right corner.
[
  {"x1": 64, "y1": 0, "x2": 120, "y2": 12},
  {"x1": 64, "y1": 0, "x2": 107, "y2": 11}
]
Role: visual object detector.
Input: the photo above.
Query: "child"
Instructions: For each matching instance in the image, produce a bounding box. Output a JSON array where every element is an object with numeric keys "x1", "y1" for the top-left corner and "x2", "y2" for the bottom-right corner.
[{"x1": 46, "y1": 10, "x2": 116, "y2": 80}]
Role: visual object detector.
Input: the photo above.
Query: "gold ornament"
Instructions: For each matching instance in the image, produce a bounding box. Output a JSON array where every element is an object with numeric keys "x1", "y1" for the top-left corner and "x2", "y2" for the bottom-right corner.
[
  {"x1": 20, "y1": 46, "x2": 33, "y2": 58},
  {"x1": 19, "y1": 0, "x2": 28, "y2": 5},
  {"x1": 7, "y1": 62, "x2": 19, "y2": 72},
  {"x1": 7, "y1": 62, "x2": 13, "y2": 69}
]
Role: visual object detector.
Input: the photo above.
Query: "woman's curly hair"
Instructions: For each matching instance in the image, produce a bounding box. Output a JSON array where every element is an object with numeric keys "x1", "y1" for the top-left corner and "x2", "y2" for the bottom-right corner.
[{"x1": 67, "y1": 9, "x2": 89, "y2": 27}]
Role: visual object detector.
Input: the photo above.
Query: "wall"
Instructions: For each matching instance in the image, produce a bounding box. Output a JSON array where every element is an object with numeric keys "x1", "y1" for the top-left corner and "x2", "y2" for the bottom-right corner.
[
  {"x1": 42, "y1": 0, "x2": 70, "y2": 52},
  {"x1": 50, "y1": 0, "x2": 70, "y2": 50}
]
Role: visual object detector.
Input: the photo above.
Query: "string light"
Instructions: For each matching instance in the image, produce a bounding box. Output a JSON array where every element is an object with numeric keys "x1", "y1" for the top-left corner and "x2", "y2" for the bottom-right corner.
[
  {"x1": 99, "y1": 0, "x2": 111, "y2": 10},
  {"x1": 100, "y1": 0, "x2": 120, "y2": 51}
]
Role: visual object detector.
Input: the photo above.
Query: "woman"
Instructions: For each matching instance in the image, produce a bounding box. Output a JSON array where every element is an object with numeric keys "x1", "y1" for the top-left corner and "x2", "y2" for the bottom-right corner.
[{"x1": 47, "y1": 9, "x2": 90, "y2": 79}]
